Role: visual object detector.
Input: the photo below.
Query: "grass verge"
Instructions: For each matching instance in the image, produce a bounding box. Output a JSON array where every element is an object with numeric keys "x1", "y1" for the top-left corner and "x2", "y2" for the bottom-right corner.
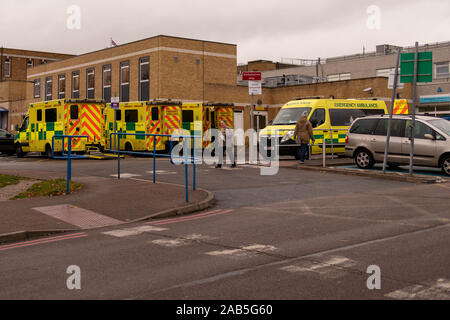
[
  {"x1": 12, "y1": 178, "x2": 83, "y2": 199},
  {"x1": 0, "y1": 174, "x2": 22, "y2": 189}
]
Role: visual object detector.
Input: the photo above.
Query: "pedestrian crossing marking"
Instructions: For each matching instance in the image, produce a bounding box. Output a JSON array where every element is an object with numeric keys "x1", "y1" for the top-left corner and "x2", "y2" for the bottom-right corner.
[
  {"x1": 151, "y1": 234, "x2": 213, "y2": 247},
  {"x1": 109, "y1": 173, "x2": 142, "y2": 178},
  {"x1": 280, "y1": 256, "x2": 357, "y2": 279}
]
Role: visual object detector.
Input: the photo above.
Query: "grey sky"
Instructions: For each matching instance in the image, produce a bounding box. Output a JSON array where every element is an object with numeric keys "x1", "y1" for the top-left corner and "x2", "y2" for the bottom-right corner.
[{"x1": 1, "y1": 0, "x2": 449, "y2": 63}]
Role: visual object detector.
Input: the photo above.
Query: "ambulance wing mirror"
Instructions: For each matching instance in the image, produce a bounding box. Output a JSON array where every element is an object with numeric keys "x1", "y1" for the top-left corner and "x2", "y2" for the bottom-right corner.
[
  {"x1": 268, "y1": 120, "x2": 273, "y2": 125},
  {"x1": 15, "y1": 124, "x2": 19, "y2": 132},
  {"x1": 424, "y1": 134, "x2": 434, "y2": 140}
]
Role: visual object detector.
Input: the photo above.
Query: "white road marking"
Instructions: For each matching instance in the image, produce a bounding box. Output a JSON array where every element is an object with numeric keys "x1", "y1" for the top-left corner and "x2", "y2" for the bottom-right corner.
[
  {"x1": 385, "y1": 278, "x2": 450, "y2": 300},
  {"x1": 146, "y1": 170, "x2": 177, "y2": 175},
  {"x1": 151, "y1": 233, "x2": 213, "y2": 247},
  {"x1": 206, "y1": 244, "x2": 277, "y2": 258},
  {"x1": 109, "y1": 173, "x2": 142, "y2": 178},
  {"x1": 102, "y1": 225, "x2": 167, "y2": 238},
  {"x1": 280, "y1": 256, "x2": 357, "y2": 279}
]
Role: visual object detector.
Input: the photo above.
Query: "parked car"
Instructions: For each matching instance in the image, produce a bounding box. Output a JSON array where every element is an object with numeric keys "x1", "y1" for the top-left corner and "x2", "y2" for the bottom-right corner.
[
  {"x1": 0, "y1": 129, "x2": 16, "y2": 156},
  {"x1": 345, "y1": 115, "x2": 450, "y2": 176}
]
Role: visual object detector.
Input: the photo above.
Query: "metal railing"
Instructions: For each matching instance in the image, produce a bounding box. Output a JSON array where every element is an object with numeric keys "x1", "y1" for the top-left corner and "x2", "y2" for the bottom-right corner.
[
  {"x1": 51, "y1": 135, "x2": 89, "y2": 194},
  {"x1": 108, "y1": 132, "x2": 201, "y2": 203},
  {"x1": 308, "y1": 128, "x2": 347, "y2": 168}
]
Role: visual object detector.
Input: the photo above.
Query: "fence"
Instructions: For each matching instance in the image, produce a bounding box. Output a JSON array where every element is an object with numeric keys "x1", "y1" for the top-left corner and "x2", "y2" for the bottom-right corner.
[
  {"x1": 108, "y1": 132, "x2": 201, "y2": 203},
  {"x1": 51, "y1": 135, "x2": 89, "y2": 194},
  {"x1": 309, "y1": 128, "x2": 347, "y2": 167}
]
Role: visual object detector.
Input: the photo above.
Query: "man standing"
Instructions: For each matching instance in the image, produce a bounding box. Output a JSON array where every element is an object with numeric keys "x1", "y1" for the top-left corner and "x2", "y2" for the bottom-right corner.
[
  {"x1": 215, "y1": 120, "x2": 236, "y2": 168},
  {"x1": 293, "y1": 111, "x2": 315, "y2": 164}
]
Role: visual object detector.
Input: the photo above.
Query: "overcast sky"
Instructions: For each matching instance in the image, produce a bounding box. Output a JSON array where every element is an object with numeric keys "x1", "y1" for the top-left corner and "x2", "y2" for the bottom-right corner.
[{"x1": 1, "y1": 0, "x2": 449, "y2": 63}]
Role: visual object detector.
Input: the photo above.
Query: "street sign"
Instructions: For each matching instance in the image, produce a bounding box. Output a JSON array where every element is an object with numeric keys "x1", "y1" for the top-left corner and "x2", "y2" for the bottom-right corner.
[
  {"x1": 111, "y1": 97, "x2": 120, "y2": 109},
  {"x1": 242, "y1": 71, "x2": 261, "y2": 81},
  {"x1": 400, "y1": 52, "x2": 432, "y2": 83},
  {"x1": 388, "y1": 70, "x2": 404, "y2": 89},
  {"x1": 248, "y1": 81, "x2": 262, "y2": 95}
]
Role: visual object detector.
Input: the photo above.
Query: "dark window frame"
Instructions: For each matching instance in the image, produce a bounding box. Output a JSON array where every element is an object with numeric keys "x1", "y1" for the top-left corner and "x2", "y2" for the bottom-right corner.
[
  {"x1": 86, "y1": 68, "x2": 95, "y2": 99},
  {"x1": 139, "y1": 57, "x2": 150, "y2": 101},
  {"x1": 102, "y1": 64, "x2": 112, "y2": 103},
  {"x1": 58, "y1": 74, "x2": 66, "y2": 99},
  {"x1": 71, "y1": 70, "x2": 80, "y2": 99},
  {"x1": 45, "y1": 76, "x2": 52, "y2": 101},
  {"x1": 33, "y1": 79, "x2": 41, "y2": 98},
  {"x1": 120, "y1": 60, "x2": 130, "y2": 102}
]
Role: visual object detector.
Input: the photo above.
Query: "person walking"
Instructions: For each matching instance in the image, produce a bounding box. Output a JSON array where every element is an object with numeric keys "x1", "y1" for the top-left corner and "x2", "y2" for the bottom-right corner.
[
  {"x1": 215, "y1": 120, "x2": 236, "y2": 168},
  {"x1": 293, "y1": 111, "x2": 315, "y2": 164}
]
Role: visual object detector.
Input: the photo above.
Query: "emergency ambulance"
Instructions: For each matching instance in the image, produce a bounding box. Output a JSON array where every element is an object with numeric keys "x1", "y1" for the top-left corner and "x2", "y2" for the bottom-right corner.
[
  {"x1": 181, "y1": 102, "x2": 234, "y2": 149},
  {"x1": 104, "y1": 100, "x2": 182, "y2": 153},
  {"x1": 14, "y1": 99, "x2": 105, "y2": 157},
  {"x1": 258, "y1": 98, "x2": 388, "y2": 159}
]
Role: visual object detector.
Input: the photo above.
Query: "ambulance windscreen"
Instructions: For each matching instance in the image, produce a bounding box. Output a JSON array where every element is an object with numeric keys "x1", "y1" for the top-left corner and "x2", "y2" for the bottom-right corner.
[{"x1": 272, "y1": 107, "x2": 311, "y2": 125}]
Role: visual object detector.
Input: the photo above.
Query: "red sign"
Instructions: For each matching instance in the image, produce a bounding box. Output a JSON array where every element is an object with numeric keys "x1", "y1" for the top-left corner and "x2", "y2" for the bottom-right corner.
[{"x1": 242, "y1": 71, "x2": 261, "y2": 81}]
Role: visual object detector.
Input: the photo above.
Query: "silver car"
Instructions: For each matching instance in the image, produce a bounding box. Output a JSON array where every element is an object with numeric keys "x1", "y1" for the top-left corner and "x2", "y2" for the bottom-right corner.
[{"x1": 345, "y1": 115, "x2": 450, "y2": 176}]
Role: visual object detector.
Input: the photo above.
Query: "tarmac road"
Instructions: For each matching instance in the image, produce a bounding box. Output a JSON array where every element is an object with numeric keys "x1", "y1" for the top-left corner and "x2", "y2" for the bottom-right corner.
[{"x1": 0, "y1": 155, "x2": 449, "y2": 299}]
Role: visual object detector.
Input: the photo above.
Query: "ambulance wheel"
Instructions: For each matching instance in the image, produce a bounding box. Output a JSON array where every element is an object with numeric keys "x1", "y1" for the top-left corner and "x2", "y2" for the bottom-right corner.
[
  {"x1": 355, "y1": 148, "x2": 374, "y2": 169},
  {"x1": 45, "y1": 144, "x2": 53, "y2": 158},
  {"x1": 16, "y1": 144, "x2": 25, "y2": 158},
  {"x1": 125, "y1": 142, "x2": 133, "y2": 152}
]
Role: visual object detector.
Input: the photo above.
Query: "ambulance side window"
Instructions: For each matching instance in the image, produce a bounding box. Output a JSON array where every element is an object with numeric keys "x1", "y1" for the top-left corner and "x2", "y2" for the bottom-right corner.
[
  {"x1": 309, "y1": 109, "x2": 325, "y2": 128},
  {"x1": 152, "y1": 108, "x2": 159, "y2": 121},
  {"x1": 125, "y1": 110, "x2": 138, "y2": 123},
  {"x1": 115, "y1": 110, "x2": 122, "y2": 121},
  {"x1": 70, "y1": 105, "x2": 79, "y2": 120},
  {"x1": 45, "y1": 108, "x2": 57, "y2": 123},
  {"x1": 37, "y1": 109, "x2": 42, "y2": 122}
]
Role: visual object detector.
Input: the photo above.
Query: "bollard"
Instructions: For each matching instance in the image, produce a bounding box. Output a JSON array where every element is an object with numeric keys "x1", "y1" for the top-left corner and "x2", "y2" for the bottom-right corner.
[
  {"x1": 322, "y1": 131, "x2": 326, "y2": 168},
  {"x1": 67, "y1": 137, "x2": 72, "y2": 194},
  {"x1": 153, "y1": 137, "x2": 156, "y2": 184}
]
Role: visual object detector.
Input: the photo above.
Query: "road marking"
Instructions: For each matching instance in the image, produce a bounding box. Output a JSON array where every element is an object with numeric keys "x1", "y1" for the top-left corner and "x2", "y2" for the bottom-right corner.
[
  {"x1": 0, "y1": 232, "x2": 88, "y2": 251},
  {"x1": 109, "y1": 173, "x2": 142, "y2": 178},
  {"x1": 33, "y1": 204, "x2": 122, "y2": 229},
  {"x1": 280, "y1": 255, "x2": 357, "y2": 279},
  {"x1": 102, "y1": 225, "x2": 167, "y2": 238},
  {"x1": 385, "y1": 278, "x2": 450, "y2": 300},
  {"x1": 146, "y1": 170, "x2": 177, "y2": 175},
  {"x1": 149, "y1": 209, "x2": 233, "y2": 226},
  {"x1": 206, "y1": 244, "x2": 277, "y2": 258},
  {"x1": 151, "y1": 233, "x2": 213, "y2": 247}
]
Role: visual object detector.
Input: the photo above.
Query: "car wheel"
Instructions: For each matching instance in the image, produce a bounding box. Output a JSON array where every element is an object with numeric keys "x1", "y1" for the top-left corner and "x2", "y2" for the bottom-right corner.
[
  {"x1": 16, "y1": 144, "x2": 24, "y2": 158},
  {"x1": 441, "y1": 155, "x2": 450, "y2": 176},
  {"x1": 355, "y1": 149, "x2": 375, "y2": 169}
]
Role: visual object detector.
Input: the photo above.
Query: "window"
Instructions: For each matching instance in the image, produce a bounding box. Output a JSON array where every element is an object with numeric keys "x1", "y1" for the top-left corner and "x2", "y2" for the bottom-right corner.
[
  {"x1": 33, "y1": 79, "x2": 41, "y2": 98},
  {"x1": 27, "y1": 59, "x2": 33, "y2": 68},
  {"x1": 70, "y1": 105, "x2": 79, "y2": 120},
  {"x1": 102, "y1": 64, "x2": 111, "y2": 103},
  {"x1": 45, "y1": 76, "x2": 52, "y2": 101},
  {"x1": 329, "y1": 109, "x2": 385, "y2": 126},
  {"x1": 120, "y1": 61, "x2": 130, "y2": 102},
  {"x1": 350, "y1": 119, "x2": 379, "y2": 134},
  {"x1": 40, "y1": 59, "x2": 46, "y2": 65},
  {"x1": 151, "y1": 107, "x2": 159, "y2": 121},
  {"x1": 58, "y1": 74, "x2": 66, "y2": 99},
  {"x1": 86, "y1": 68, "x2": 95, "y2": 99},
  {"x1": 435, "y1": 62, "x2": 449, "y2": 79},
  {"x1": 45, "y1": 108, "x2": 57, "y2": 123},
  {"x1": 115, "y1": 110, "x2": 121, "y2": 121},
  {"x1": 139, "y1": 57, "x2": 150, "y2": 101},
  {"x1": 272, "y1": 107, "x2": 312, "y2": 125},
  {"x1": 71, "y1": 71, "x2": 80, "y2": 98},
  {"x1": 373, "y1": 119, "x2": 404, "y2": 137},
  {"x1": 327, "y1": 73, "x2": 351, "y2": 82},
  {"x1": 125, "y1": 109, "x2": 138, "y2": 123},
  {"x1": 405, "y1": 120, "x2": 434, "y2": 139},
  {"x1": 182, "y1": 110, "x2": 194, "y2": 123},
  {"x1": 4, "y1": 57, "x2": 11, "y2": 77},
  {"x1": 37, "y1": 109, "x2": 42, "y2": 122},
  {"x1": 309, "y1": 109, "x2": 325, "y2": 128}
]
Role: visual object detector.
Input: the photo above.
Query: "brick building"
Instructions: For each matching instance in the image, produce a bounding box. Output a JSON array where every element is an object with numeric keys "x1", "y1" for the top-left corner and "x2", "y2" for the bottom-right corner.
[
  {"x1": 0, "y1": 48, "x2": 73, "y2": 130},
  {"x1": 10, "y1": 35, "x2": 416, "y2": 134}
]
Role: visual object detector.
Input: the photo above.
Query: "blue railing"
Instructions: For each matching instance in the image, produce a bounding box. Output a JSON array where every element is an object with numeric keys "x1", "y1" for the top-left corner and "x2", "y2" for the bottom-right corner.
[
  {"x1": 51, "y1": 135, "x2": 89, "y2": 195},
  {"x1": 108, "y1": 132, "x2": 201, "y2": 202}
]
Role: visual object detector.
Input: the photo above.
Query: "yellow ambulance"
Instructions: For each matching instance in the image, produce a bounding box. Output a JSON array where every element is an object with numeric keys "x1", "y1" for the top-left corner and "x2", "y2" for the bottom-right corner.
[
  {"x1": 258, "y1": 98, "x2": 388, "y2": 159},
  {"x1": 14, "y1": 99, "x2": 105, "y2": 157},
  {"x1": 104, "y1": 100, "x2": 182, "y2": 153},
  {"x1": 181, "y1": 102, "x2": 234, "y2": 149}
]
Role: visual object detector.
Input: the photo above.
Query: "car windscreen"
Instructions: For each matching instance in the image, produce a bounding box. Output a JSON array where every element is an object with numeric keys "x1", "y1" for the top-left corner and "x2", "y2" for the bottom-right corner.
[
  {"x1": 428, "y1": 119, "x2": 450, "y2": 136},
  {"x1": 330, "y1": 109, "x2": 385, "y2": 126},
  {"x1": 272, "y1": 107, "x2": 311, "y2": 125}
]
